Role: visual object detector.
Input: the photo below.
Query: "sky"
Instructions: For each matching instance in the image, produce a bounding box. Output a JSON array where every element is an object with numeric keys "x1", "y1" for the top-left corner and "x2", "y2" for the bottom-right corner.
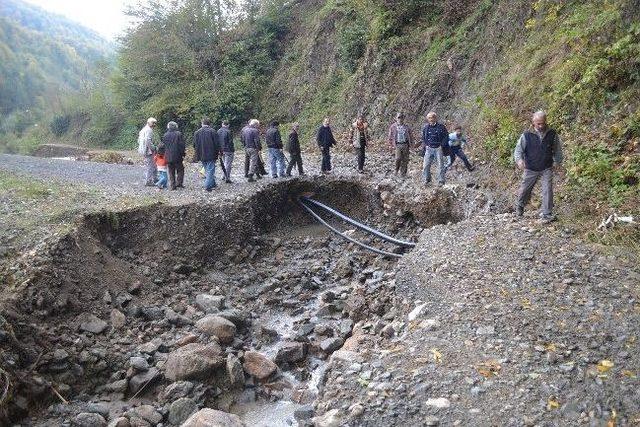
[{"x1": 23, "y1": 0, "x2": 137, "y2": 40}]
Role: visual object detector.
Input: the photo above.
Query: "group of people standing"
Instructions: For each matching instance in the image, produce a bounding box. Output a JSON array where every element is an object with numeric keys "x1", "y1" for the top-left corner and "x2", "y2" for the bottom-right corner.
[{"x1": 137, "y1": 109, "x2": 563, "y2": 222}]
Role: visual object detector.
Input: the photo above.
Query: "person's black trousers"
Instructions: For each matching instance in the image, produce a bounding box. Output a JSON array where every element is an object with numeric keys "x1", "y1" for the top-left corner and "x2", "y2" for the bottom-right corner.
[
  {"x1": 167, "y1": 161, "x2": 184, "y2": 189},
  {"x1": 321, "y1": 147, "x2": 331, "y2": 172},
  {"x1": 355, "y1": 146, "x2": 365, "y2": 171},
  {"x1": 287, "y1": 152, "x2": 304, "y2": 175}
]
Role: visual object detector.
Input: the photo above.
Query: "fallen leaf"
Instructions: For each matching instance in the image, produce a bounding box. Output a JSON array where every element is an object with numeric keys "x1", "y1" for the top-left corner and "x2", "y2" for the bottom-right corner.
[
  {"x1": 547, "y1": 397, "x2": 560, "y2": 410},
  {"x1": 597, "y1": 360, "x2": 614, "y2": 373},
  {"x1": 544, "y1": 343, "x2": 557, "y2": 352},
  {"x1": 430, "y1": 348, "x2": 442, "y2": 363},
  {"x1": 476, "y1": 360, "x2": 501, "y2": 377},
  {"x1": 622, "y1": 370, "x2": 637, "y2": 378}
]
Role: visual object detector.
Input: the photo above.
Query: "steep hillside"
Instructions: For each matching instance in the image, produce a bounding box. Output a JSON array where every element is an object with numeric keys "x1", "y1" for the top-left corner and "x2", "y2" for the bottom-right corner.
[{"x1": 257, "y1": 0, "x2": 639, "y2": 222}]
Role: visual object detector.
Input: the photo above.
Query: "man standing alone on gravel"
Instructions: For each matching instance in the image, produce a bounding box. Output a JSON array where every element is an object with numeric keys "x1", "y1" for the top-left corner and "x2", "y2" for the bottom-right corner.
[
  {"x1": 194, "y1": 117, "x2": 220, "y2": 191},
  {"x1": 138, "y1": 117, "x2": 158, "y2": 186},
  {"x1": 218, "y1": 120, "x2": 234, "y2": 183},
  {"x1": 286, "y1": 122, "x2": 304, "y2": 176},
  {"x1": 514, "y1": 110, "x2": 563, "y2": 223},
  {"x1": 387, "y1": 112, "x2": 413, "y2": 178},
  {"x1": 162, "y1": 121, "x2": 186, "y2": 190},
  {"x1": 421, "y1": 111, "x2": 449, "y2": 185},
  {"x1": 317, "y1": 117, "x2": 337, "y2": 174}
]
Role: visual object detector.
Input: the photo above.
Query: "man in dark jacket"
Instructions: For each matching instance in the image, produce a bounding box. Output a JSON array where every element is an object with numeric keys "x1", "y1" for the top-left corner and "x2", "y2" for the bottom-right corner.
[
  {"x1": 242, "y1": 119, "x2": 262, "y2": 182},
  {"x1": 162, "y1": 121, "x2": 186, "y2": 190},
  {"x1": 218, "y1": 120, "x2": 234, "y2": 183},
  {"x1": 286, "y1": 122, "x2": 304, "y2": 176},
  {"x1": 421, "y1": 111, "x2": 448, "y2": 185},
  {"x1": 194, "y1": 117, "x2": 220, "y2": 191},
  {"x1": 265, "y1": 121, "x2": 286, "y2": 178},
  {"x1": 513, "y1": 110, "x2": 563, "y2": 223},
  {"x1": 317, "y1": 117, "x2": 337, "y2": 174}
]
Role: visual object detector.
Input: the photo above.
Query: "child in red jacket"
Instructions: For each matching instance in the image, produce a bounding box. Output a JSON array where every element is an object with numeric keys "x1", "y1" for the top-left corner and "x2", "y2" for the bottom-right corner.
[{"x1": 155, "y1": 144, "x2": 168, "y2": 189}]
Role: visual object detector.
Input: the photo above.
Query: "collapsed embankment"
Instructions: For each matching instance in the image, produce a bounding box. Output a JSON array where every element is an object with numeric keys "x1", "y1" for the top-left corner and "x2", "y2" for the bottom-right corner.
[{"x1": 0, "y1": 177, "x2": 492, "y2": 425}]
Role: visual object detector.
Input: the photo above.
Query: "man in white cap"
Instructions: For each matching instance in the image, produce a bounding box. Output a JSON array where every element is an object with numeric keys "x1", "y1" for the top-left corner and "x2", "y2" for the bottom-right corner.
[{"x1": 138, "y1": 117, "x2": 158, "y2": 186}]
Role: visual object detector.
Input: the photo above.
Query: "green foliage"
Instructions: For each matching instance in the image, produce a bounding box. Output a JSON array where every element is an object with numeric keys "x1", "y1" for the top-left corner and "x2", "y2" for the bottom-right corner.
[
  {"x1": 50, "y1": 115, "x2": 71, "y2": 137},
  {"x1": 337, "y1": 15, "x2": 367, "y2": 72}
]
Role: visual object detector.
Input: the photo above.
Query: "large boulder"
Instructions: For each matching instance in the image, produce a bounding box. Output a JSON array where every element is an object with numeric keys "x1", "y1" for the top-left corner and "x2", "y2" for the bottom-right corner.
[
  {"x1": 168, "y1": 398, "x2": 198, "y2": 425},
  {"x1": 275, "y1": 342, "x2": 307, "y2": 365},
  {"x1": 181, "y1": 408, "x2": 245, "y2": 427},
  {"x1": 195, "y1": 316, "x2": 236, "y2": 344},
  {"x1": 242, "y1": 351, "x2": 277, "y2": 380},
  {"x1": 165, "y1": 343, "x2": 224, "y2": 381}
]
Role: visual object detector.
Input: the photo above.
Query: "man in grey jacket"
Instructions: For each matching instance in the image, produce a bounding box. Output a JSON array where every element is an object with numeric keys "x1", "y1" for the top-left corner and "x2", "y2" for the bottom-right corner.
[
  {"x1": 514, "y1": 110, "x2": 564, "y2": 223},
  {"x1": 138, "y1": 117, "x2": 157, "y2": 186}
]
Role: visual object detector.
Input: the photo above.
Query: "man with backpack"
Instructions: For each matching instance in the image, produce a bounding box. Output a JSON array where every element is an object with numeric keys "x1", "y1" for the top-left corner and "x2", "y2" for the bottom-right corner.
[
  {"x1": 514, "y1": 110, "x2": 564, "y2": 223},
  {"x1": 138, "y1": 117, "x2": 158, "y2": 186}
]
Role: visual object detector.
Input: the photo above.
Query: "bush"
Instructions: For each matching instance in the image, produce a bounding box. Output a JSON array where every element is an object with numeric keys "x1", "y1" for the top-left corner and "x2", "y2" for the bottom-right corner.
[
  {"x1": 337, "y1": 16, "x2": 368, "y2": 72},
  {"x1": 50, "y1": 115, "x2": 71, "y2": 136}
]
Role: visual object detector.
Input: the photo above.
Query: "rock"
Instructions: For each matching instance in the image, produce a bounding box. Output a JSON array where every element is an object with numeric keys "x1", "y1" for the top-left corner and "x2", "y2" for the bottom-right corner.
[
  {"x1": 85, "y1": 402, "x2": 110, "y2": 417},
  {"x1": 312, "y1": 409, "x2": 343, "y2": 427},
  {"x1": 78, "y1": 314, "x2": 108, "y2": 334},
  {"x1": 243, "y1": 351, "x2": 277, "y2": 380},
  {"x1": 111, "y1": 309, "x2": 127, "y2": 329},
  {"x1": 173, "y1": 264, "x2": 193, "y2": 275},
  {"x1": 425, "y1": 397, "x2": 451, "y2": 409},
  {"x1": 138, "y1": 338, "x2": 164, "y2": 354},
  {"x1": 294, "y1": 405, "x2": 314, "y2": 421},
  {"x1": 475, "y1": 325, "x2": 495, "y2": 335},
  {"x1": 164, "y1": 343, "x2": 224, "y2": 381},
  {"x1": 217, "y1": 309, "x2": 251, "y2": 329},
  {"x1": 141, "y1": 306, "x2": 164, "y2": 321},
  {"x1": 165, "y1": 308, "x2": 194, "y2": 326},
  {"x1": 349, "y1": 403, "x2": 364, "y2": 417},
  {"x1": 226, "y1": 354, "x2": 245, "y2": 386},
  {"x1": 75, "y1": 412, "x2": 107, "y2": 427},
  {"x1": 105, "y1": 379, "x2": 128, "y2": 393},
  {"x1": 128, "y1": 405, "x2": 162, "y2": 425},
  {"x1": 195, "y1": 294, "x2": 226, "y2": 313},
  {"x1": 127, "y1": 416, "x2": 151, "y2": 427},
  {"x1": 160, "y1": 381, "x2": 194, "y2": 402},
  {"x1": 408, "y1": 303, "x2": 427, "y2": 321},
  {"x1": 168, "y1": 397, "x2": 198, "y2": 425},
  {"x1": 129, "y1": 367, "x2": 160, "y2": 395},
  {"x1": 320, "y1": 337, "x2": 344, "y2": 353},
  {"x1": 181, "y1": 408, "x2": 245, "y2": 427},
  {"x1": 130, "y1": 356, "x2": 150, "y2": 372},
  {"x1": 195, "y1": 315, "x2": 236, "y2": 344},
  {"x1": 107, "y1": 417, "x2": 130, "y2": 427},
  {"x1": 381, "y1": 324, "x2": 395, "y2": 338},
  {"x1": 424, "y1": 415, "x2": 440, "y2": 426},
  {"x1": 52, "y1": 349, "x2": 69, "y2": 362},
  {"x1": 275, "y1": 342, "x2": 307, "y2": 365}
]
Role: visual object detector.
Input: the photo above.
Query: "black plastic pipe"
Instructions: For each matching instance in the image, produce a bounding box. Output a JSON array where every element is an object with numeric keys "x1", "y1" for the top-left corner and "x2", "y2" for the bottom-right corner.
[
  {"x1": 299, "y1": 196, "x2": 416, "y2": 248},
  {"x1": 298, "y1": 199, "x2": 403, "y2": 259}
]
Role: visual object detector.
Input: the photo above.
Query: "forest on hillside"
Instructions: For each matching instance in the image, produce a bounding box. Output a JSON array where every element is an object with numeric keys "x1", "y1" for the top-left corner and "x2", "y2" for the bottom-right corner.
[
  {"x1": 1, "y1": 0, "x2": 639, "y2": 224},
  {"x1": 0, "y1": 0, "x2": 113, "y2": 152}
]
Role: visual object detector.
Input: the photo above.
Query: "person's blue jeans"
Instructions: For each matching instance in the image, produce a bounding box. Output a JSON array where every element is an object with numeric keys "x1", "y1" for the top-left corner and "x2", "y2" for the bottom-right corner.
[
  {"x1": 156, "y1": 170, "x2": 168, "y2": 189},
  {"x1": 268, "y1": 148, "x2": 286, "y2": 177},
  {"x1": 447, "y1": 146, "x2": 473, "y2": 171},
  {"x1": 422, "y1": 146, "x2": 445, "y2": 184},
  {"x1": 202, "y1": 160, "x2": 216, "y2": 191}
]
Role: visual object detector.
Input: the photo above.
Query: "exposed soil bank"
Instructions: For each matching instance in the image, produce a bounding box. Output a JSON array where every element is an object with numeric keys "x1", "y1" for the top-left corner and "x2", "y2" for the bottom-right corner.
[{"x1": 1, "y1": 177, "x2": 486, "y2": 425}]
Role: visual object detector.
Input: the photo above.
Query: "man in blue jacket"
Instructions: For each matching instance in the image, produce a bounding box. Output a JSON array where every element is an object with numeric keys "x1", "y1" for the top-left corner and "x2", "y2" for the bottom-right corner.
[
  {"x1": 265, "y1": 121, "x2": 286, "y2": 178},
  {"x1": 421, "y1": 111, "x2": 448, "y2": 185}
]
